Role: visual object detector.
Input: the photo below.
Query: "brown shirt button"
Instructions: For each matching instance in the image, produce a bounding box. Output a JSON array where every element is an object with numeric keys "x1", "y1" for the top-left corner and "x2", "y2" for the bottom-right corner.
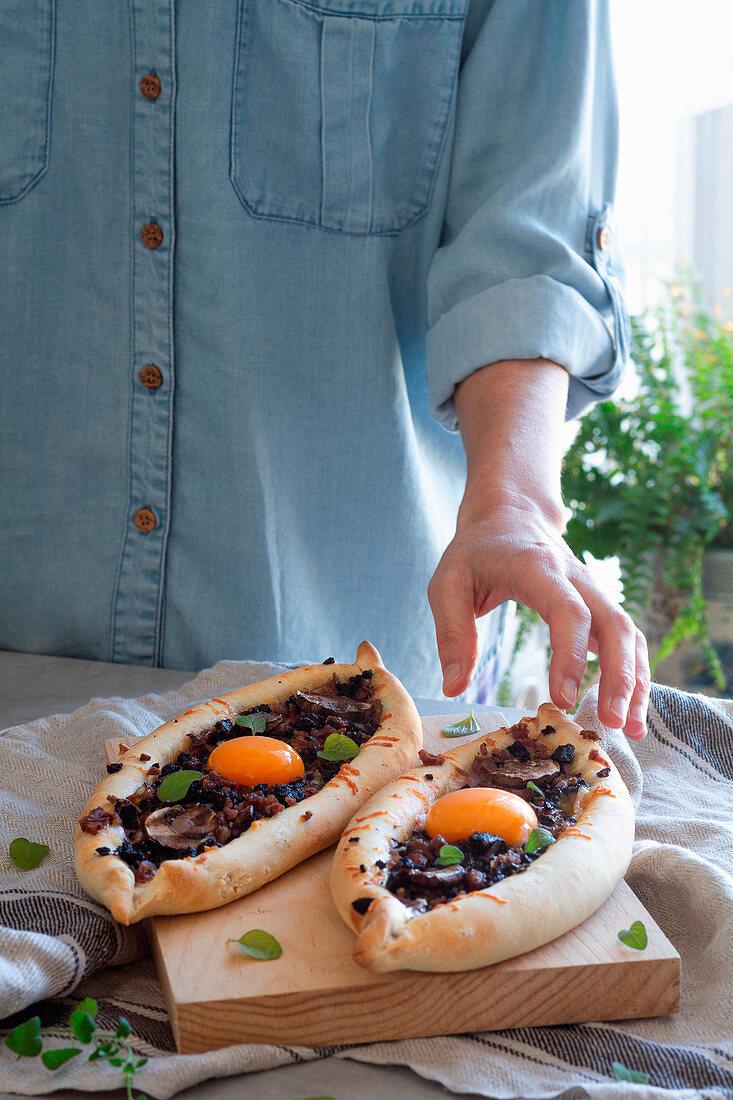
[
  {"x1": 140, "y1": 73, "x2": 161, "y2": 101},
  {"x1": 596, "y1": 226, "x2": 612, "y2": 251},
  {"x1": 139, "y1": 364, "x2": 163, "y2": 390},
  {"x1": 141, "y1": 223, "x2": 164, "y2": 249},
  {"x1": 134, "y1": 508, "x2": 157, "y2": 534}
]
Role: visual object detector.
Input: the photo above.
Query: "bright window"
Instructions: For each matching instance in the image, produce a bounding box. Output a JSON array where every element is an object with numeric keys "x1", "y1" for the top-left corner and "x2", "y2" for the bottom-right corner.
[{"x1": 612, "y1": 0, "x2": 733, "y2": 311}]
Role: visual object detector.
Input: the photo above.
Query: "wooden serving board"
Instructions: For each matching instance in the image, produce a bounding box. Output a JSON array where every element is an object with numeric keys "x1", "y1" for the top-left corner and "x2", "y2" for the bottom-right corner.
[{"x1": 106, "y1": 715, "x2": 680, "y2": 1053}]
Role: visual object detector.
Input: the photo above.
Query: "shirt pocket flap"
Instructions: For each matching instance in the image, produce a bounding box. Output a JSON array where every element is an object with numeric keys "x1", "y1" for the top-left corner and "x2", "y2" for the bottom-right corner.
[{"x1": 230, "y1": 0, "x2": 467, "y2": 235}]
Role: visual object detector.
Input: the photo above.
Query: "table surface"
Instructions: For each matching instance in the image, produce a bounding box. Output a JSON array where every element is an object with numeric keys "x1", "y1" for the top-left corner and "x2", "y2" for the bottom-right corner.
[{"x1": 0, "y1": 649, "x2": 525, "y2": 1100}]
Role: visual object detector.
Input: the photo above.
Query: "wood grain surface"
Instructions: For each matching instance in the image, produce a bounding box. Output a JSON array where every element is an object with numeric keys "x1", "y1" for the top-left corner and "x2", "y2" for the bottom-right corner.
[{"x1": 105, "y1": 714, "x2": 680, "y2": 1053}]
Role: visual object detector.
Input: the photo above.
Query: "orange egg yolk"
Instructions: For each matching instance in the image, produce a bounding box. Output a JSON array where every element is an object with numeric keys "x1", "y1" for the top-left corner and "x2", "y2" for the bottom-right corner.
[
  {"x1": 206, "y1": 736, "x2": 305, "y2": 787},
  {"x1": 425, "y1": 787, "x2": 537, "y2": 847}
]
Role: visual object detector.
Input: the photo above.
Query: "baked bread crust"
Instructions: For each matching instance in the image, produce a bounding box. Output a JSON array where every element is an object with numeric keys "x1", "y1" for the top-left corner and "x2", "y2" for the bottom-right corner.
[
  {"x1": 75, "y1": 642, "x2": 421, "y2": 924},
  {"x1": 330, "y1": 703, "x2": 634, "y2": 972}
]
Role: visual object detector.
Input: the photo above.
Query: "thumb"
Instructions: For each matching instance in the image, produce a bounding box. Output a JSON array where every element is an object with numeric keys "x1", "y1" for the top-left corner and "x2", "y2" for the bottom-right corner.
[{"x1": 427, "y1": 567, "x2": 479, "y2": 697}]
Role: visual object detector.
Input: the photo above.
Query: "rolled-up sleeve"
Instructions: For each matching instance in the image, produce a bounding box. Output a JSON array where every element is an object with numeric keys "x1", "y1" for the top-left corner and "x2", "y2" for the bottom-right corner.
[{"x1": 426, "y1": 0, "x2": 630, "y2": 428}]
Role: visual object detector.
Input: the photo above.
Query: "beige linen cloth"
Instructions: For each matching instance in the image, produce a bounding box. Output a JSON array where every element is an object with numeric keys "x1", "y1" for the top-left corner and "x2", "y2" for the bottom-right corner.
[{"x1": 1, "y1": 660, "x2": 732, "y2": 1099}]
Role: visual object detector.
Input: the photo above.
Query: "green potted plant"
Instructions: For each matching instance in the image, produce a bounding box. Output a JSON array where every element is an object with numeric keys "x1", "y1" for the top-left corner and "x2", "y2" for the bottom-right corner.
[{"x1": 561, "y1": 273, "x2": 733, "y2": 693}]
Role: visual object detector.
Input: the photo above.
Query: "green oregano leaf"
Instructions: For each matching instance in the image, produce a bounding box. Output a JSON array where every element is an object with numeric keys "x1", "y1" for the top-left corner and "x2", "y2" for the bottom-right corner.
[
  {"x1": 74, "y1": 998, "x2": 98, "y2": 1019},
  {"x1": 526, "y1": 781, "x2": 545, "y2": 802},
  {"x1": 235, "y1": 714, "x2": 267, "y2": 733},
  {"x1": 228, "y1": 929, "x2": 283, "y2": 960},
  {"x1": 526, "y1": 827, "x2": 556, "y2": 854},
  {"x1": 442, "y1": 710, "x2": 479, "y2": 737},
  {"x1": 4, "y1": 1016, "x2": 42, "y2": 1057},
  {"x1": 157, "y1": 770, "x2": 203, "y2": 803},
  {"x1": 70, "y1": 1008, "x2": 96, "y2": 1045},
  {"x1": 612, "y1": 1061, "x2": 650, "y2": 1084},
  {"x1": 436, "y1": 844, "x2": 464, "y2": 866},
  {"x1": 115, "y1": 1018, "x2": 131, "y2": 1039},
  {"x1": 8, "y1": 838, "x2": 49, "y2": 870},
  {"x1": 41, "y1": 1048, "x2": 82, "y2": 1070},
  {"x1": 618, "y1": 920, "x2": 648, "y2": 951},
  {"x1": 316, "y1": 733, "x2": 360, "y2": 762}
]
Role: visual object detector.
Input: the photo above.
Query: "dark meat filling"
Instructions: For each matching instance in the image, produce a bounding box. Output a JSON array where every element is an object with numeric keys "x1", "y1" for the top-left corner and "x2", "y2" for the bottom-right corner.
[
  {"x1": 78, "y1": 806, "x2": 115, "y2": 835},
  {"x1": 80, "y1": 670, "x2": 380, "y2": 882},
  {"x1": 386, "y1": 726, "x2": 586, "y2": 912},
  {"x1": 386, "y1": 830, "x2": 537, "y2": 912}
]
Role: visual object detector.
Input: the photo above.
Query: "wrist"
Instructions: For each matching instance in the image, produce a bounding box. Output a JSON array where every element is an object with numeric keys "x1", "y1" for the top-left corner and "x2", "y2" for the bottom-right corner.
[
  {"x1": 453, "y1": 358, "x2": 569, "y2": 535},
  {"x1": 456, "y1": 483, "x2": 567, "y2": 535}
]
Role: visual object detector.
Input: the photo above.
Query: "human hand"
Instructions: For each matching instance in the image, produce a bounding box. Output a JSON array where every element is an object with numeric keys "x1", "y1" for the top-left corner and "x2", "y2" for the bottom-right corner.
[{"x1": 427, "y1": 495, "x2": 650, "y2": 740}]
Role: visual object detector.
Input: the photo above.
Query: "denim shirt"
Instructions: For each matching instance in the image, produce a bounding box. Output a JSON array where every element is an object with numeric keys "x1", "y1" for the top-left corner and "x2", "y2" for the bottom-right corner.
[{"x1": 0, "y1": 0, "x2": 628, "y2": 697}]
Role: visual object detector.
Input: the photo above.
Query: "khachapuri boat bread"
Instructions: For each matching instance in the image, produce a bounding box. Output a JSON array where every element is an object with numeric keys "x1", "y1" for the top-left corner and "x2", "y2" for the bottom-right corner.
[
  {"x1": 330, "y1": 703, "x2": 634, "y2": 972},
  {"x1": 75, "y1": 642, "x2": 421, "y2": 924}
]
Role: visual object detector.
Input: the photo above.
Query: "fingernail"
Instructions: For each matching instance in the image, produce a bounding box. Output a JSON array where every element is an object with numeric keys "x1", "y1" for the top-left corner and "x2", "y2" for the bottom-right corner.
[
  {"x1": 560, "y1": 678, "x2": 578, "y2": 708},
  {"x1": 626, "y1": 728, "x2": 647, "y2": 742},
  {"x1": 629, "y1": 703, "x2": 646, "y2": 726},
  {"x1": 626, "y1": 703, "x2": 647, "y2": 738},
  {"x1": 610, "y1": 695, "x2": 628, "y2": 723},
  {"x1": 442, "y1": 663, "x2": 462, "y2": 690}
]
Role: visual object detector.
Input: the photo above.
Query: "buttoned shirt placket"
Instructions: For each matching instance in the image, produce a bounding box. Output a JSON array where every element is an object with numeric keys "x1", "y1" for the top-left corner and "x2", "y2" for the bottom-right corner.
[{"x1": 110, "y1": 1, "x2": 176, "y2": 665}]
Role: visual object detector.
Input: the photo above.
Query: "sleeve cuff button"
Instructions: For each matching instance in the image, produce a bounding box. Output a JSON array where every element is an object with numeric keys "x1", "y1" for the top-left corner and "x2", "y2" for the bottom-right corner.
[{"x1": 596, "y1": 226, "x2": 612, "y2": 251}]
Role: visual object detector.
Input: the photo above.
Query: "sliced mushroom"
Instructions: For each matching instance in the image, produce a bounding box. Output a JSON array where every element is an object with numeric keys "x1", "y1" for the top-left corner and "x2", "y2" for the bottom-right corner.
[
  {"x1": 470, "y1": 752, "x2": 560, "y2": 789},
  {"x1": 295, "y1": 691, "x2": 373, "y2": 718},
  {"x1": 494, "y1": 758, "x2": 560, "y2": 789},
  {"x1": 144, "y1": 804, "x2": 219, "y2": 850},
  {"x1": 406, "y1": 865, "x2": 466, "y2": 889}
]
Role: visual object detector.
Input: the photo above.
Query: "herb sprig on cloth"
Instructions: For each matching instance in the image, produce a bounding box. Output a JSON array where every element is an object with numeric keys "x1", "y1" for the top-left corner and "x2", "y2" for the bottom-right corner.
[
  {"x1": 4, "y1": 997, "x2": 147, "y2": 1099},
  {"x1": 8, "y1": 838, "x2": 49, "y2": 869}
]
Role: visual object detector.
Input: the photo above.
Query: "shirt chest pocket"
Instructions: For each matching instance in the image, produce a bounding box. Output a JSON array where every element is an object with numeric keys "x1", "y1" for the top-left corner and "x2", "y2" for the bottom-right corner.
[
  {"x1": 0, "y1": 0, "x2": 54, "y2": 205},
  {"x1": 230, "y1": 0, "x2": 467, "y2": 235}
]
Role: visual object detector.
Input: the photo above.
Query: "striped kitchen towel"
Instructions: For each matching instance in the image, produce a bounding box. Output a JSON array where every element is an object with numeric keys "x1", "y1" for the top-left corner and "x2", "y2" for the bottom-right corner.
[{"x1": 1, "y1": 677, "x2": 731, "y2": 1098}]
